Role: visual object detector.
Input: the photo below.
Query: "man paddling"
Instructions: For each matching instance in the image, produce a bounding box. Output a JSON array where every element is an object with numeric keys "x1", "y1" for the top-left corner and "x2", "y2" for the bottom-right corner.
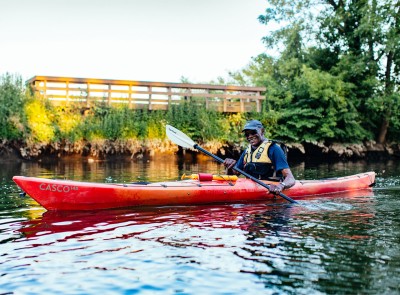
[{"x1": 223, "y1": 120, "x2": 295, "y2": 194}]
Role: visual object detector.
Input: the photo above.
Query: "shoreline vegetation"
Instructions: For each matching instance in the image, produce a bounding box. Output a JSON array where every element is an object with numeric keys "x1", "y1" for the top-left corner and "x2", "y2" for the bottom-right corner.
[
  {"x1": 2, "y1": 1, "x2": 400, "y2": 162},
  {"x1": 0, "y1": 137, "x2": 399, "y2": 162},
  {"x1": 0, "y1": 73, "x2": 399, "y2": 162}
]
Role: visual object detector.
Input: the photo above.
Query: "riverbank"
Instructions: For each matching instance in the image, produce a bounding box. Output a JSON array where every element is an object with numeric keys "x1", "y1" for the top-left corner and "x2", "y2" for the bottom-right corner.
[{"x1": 1, "y1": 138, "x2": 399, "y2": 161}]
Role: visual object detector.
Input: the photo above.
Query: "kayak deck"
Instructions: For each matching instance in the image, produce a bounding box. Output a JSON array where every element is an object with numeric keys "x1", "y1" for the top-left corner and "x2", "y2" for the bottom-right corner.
[{"x1": 13, "y1": 172, "x2": 376, "y2": 211}]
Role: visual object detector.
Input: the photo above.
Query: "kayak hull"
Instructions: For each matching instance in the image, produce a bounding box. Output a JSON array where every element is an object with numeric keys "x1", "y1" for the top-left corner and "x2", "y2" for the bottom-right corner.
[{"x1": 13, "y1": 172, "x2": 376, "y2": 211}]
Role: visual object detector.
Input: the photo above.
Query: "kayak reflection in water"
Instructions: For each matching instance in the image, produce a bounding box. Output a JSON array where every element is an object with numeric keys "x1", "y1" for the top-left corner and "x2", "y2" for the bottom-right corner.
[{"x1": 223, "y1": 120, "x2": 296, "y2": 195}]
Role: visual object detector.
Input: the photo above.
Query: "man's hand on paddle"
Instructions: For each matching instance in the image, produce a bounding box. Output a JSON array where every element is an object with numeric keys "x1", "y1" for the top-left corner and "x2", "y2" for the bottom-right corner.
[
  {"x1": 223, "y1": 158, "x2": 236, "y2": 170},
  {"x1": 269, "y1": 183, "x2": 285, "y2": 194},
  {"x1": 223, "y1": 158, "x2": 237, "y2": 175}
]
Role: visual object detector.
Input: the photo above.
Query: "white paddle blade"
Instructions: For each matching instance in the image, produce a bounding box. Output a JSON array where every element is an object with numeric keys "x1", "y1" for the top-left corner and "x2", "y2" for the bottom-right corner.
[{"x1": 166, "y1": 125, "x2": 196, "y2": 149}]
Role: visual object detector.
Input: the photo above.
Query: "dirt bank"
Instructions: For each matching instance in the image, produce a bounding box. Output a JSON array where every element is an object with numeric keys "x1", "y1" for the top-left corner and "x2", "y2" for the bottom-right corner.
[{"x1": 0, "y1": 139, "x2": 399, "y2": 161}]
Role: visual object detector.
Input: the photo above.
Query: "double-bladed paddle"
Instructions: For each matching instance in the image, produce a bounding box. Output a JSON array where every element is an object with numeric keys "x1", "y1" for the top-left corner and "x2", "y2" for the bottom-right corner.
[{"x1": 166, "y1": 124, "x2": 298, "y2": 204}]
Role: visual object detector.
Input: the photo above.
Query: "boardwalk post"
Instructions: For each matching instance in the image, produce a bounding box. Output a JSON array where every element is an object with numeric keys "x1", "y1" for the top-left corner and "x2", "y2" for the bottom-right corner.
[
  {"x1": 240, "y1": 94, "x2": 244, "y2": 112},
  {"x1": 43, "y1": 80, "x2": 47, "y2": 99},
  {"x1": 205, "y1": 89, "x2": 209, "y2": 110},
  {"x1": 108, "y1": 84, "x2": 112, "y2": 106},
  {"x1": 129, "y1": 84, "x2": 133, "y2": 109},
  {"x1": 223, "y1": 90, "x2": 227, "y2": 112},
  {"x1": 66, "y1": 81, "x2": 70, "y2": 104},
  {"x1": 168, "y1": 86, "x2": 172, "y2": 106},
  {"x1": 148, "y1": 86, "x2": 152, "y2": 110},
  {"x1": 256, "y1": 91, "x2": 261, "y2": 112},
  {"x1": 86, "y1": 82, "x2": 90, "y2": 108}
]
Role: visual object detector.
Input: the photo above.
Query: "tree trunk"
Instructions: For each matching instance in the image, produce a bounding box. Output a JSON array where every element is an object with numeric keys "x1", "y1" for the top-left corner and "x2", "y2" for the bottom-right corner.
[
  {"x1": 377, "y1": 118, "x2": 389, "y2": 144},
  {"x1": 378, "y1": 49, "x2": 394, "y2": 144}
]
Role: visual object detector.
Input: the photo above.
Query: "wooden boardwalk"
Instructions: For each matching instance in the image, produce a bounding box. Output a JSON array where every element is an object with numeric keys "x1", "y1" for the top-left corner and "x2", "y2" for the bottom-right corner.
[{"x1": 27, "y1": 76, "x2": 266, "y2": 112}]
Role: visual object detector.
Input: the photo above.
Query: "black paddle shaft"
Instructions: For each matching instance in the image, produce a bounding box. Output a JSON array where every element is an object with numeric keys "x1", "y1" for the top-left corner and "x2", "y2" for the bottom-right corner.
[{"x1": 193, "y1": 144, "x2": 298, "y2": 204}]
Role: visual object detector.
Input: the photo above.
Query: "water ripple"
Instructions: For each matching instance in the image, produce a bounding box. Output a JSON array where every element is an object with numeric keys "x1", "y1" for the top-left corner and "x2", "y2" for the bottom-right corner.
[{"x1": 2, "y1": 160, "x2": 400, "y2": 294}]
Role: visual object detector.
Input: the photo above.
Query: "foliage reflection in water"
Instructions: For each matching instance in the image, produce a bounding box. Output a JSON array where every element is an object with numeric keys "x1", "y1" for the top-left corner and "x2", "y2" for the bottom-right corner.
[{"x1": 1, "y1": 156, "x2": 400, "y2": 294}]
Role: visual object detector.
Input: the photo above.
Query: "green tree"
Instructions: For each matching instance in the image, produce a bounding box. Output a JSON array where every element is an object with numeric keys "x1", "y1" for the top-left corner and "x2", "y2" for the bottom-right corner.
[
  {"x1": 257, "y1": 0, "x2": 400, "y2": 143},
  {"x1": 0, "y1": 73, "x2": 27, "y2": 139}
]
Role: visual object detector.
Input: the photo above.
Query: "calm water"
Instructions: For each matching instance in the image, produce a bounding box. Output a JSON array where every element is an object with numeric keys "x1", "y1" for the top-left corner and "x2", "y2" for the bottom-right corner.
[{"x1": 1, "y1": 155, "x2": 400, "y2": 294}]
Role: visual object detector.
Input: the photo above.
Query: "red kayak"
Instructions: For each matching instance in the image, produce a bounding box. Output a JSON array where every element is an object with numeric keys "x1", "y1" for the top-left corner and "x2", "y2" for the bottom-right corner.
[{"x1": 13, "y1": 172, "x2": 376, "y2": 211}]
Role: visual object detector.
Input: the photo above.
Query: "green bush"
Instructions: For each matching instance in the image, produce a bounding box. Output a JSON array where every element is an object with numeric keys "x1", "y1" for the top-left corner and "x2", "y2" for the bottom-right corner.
[
  {"x1": 24, "y1": 96, "x2": 55, "y2": 143},
  {"x1": 0, "y1": 73, "x2": 28, "y2": 139}
]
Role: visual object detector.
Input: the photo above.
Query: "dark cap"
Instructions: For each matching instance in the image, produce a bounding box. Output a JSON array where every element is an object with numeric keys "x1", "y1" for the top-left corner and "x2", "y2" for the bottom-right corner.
[{"x1": 242, "y1": 120, "x2": 263, "y2": 131}]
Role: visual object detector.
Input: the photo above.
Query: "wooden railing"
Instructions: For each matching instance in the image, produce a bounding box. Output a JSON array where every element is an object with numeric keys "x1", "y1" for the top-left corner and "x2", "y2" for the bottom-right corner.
[{"x1": 27, "y1": 76, "x2": 266, "y2": 112}]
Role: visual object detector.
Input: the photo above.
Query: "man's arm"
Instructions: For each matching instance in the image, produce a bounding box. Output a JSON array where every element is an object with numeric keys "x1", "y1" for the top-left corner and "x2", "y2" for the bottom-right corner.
[
  {"x1": 280, "y1": 168, "x2": 296, "y2": 189},
  {"x1": 269, "y1": 144, "x2": 296, "y2": 194}
]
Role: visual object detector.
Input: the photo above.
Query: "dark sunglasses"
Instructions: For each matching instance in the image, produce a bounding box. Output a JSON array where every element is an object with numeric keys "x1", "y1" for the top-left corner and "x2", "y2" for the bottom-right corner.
[{"x1": 244, "y1": 130, "x2": 258, "y2": 137}]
